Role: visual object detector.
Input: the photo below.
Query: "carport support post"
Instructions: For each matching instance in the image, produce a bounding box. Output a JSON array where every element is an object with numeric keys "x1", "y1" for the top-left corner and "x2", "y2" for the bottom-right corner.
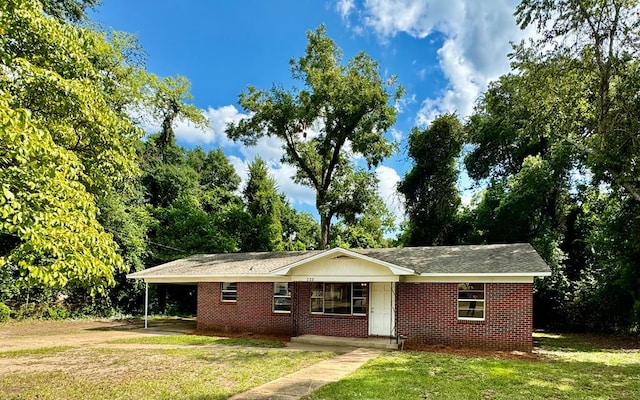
[{"x1": 144, "y1": 281, "x2": 149, "y2": 329}]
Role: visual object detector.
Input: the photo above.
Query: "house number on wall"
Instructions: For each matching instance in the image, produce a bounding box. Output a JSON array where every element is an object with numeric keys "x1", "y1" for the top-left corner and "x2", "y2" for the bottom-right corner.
[{"x1": 306, "y1": 277, "x2": 315, "y2": 282}]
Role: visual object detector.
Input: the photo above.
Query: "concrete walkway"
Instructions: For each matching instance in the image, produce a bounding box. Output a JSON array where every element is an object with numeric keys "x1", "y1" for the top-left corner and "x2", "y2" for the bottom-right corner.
[{"x1": 228, "y1": 348, "x2": 382, "y2": 400}]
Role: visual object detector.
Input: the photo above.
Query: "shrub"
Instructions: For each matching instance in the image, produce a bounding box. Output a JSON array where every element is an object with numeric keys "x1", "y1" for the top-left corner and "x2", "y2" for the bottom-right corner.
[
  {"x1": 45, "y1": 305, "x2": 70, "y2": 320},
  {"x1": 0, "y1": 302, "x2": 11, "y2": 322}
]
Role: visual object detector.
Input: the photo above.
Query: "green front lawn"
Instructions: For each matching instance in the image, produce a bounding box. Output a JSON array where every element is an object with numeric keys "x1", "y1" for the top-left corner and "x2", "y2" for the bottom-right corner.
[
  {"x1": 1, "y1": 344, "x2": 333, "y2": 400},
  {"x1": 308, "y1": 333, "x2": 640, "y2": 400}
]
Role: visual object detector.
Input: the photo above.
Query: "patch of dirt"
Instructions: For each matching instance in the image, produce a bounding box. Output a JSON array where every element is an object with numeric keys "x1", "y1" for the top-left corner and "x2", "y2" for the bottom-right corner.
[
  {"x1": 403, "y1": 342, "x2": 542, "y2": 361},
  {"x1": 0, "y1": 319, "x2": 196, "y2": 351},
  {"x1": 193, "y1": 329, "x2": 291, "y2": 343}
]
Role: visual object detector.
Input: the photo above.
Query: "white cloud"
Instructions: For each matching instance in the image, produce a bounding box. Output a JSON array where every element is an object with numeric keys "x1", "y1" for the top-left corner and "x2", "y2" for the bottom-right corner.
[
  {"x1": 389, "y1": 128, "x2": 403, "y2": 142},
  {"x1": 337, "y1": 0, "x2": 355, "y2": 20},
  {"x1": 346, "y1": 0, "x2": 532, "y2": 125},
  {"x1": 375, "y1": 165, "x2": 405, "y2": 225},
  {"x1": 158, "y1": 104, "x2": 250, "y2": 146}
]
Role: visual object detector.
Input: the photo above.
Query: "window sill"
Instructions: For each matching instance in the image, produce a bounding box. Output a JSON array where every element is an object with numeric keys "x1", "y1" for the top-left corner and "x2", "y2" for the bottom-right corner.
[
  {"x1": 457, "y1": 318, "x2": 485, "y2": 324},
  {"x1": 309, "y1": 313, "x2": 367, "y2": 318}
]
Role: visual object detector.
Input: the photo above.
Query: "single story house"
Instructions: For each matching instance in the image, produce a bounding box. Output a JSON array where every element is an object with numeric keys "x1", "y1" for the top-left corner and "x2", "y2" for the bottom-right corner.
[{"x1": 128, "y1": 243, "x2": 551, "y2": 351}]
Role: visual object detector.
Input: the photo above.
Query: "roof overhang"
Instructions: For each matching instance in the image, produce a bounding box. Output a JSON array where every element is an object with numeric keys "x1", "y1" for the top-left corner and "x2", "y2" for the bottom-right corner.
[{"x1": 418, "y1": 271, "x2": 552, "y2": 277}]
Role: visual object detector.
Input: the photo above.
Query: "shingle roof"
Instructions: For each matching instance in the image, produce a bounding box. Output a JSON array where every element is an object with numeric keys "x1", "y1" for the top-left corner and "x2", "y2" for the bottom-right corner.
[
  {"x1": 127, "y1": 243, "x2": 550, "y2": 280},
  {"x1": 127, "y1": 250, "x2": 323, "y2": 279},
  {"x1": 355, "y1": 243, "x2": 550, "y2": 275}
]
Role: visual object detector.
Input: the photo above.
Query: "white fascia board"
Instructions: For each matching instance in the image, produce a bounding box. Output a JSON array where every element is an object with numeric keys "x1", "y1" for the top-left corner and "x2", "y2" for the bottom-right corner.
[
  {"x1": 128, "y1": 275, "x2": 288, "y2": 284},
  {"x1": 290, "y1": 275, "x2": 399, "y2": 283},
  {"x1": 271, "y1": 247, "x2": 416, "y2": 276},
  {"x1": 404, "y1": 275, "x2": 534, "y2": 283},
  {"x1": 419, "y1": 272, "x2": 551, "y2": 277}
]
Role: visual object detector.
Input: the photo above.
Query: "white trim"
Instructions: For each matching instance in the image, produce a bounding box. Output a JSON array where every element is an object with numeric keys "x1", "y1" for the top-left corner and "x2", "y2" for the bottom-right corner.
[
  {"x1": 221, "y1": 282, "x2": 237, "y2": 302},
  {"x1": 271, "y1": 247, "x2": 416, "y2": 276},
  {"x1": 132, "y1": 275, "x2": 289, "y2": 284},
  {"x1": 291, "y1": 275, "x2": 399, "y2": 282},
  {"x1": 134, "y1": 274, "x2": 538, "y2": 284},
  {"x1": 419, "y1": 272, "x2": 550, "y2": 277},
  {"x1": 404, "y1": 275, "x2": 534, "y2": 283},
  {"x1": 457, "y1": 283, "x2": 486, "y2": 321},
  {"x1": 272, "y1": 282, "x2": 291, "y2": 313}
]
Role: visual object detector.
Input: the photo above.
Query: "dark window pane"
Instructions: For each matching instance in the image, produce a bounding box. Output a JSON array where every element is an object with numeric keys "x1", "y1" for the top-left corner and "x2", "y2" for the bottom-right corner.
[
  {"x1": 353, "y1": 298, "x2": 368, "y2": 314},
  {"x1": 324, "y1": 283, "x2": 350, "y2": 314},
  {"x1": 310, "y1": 298, "x2": 323, "y2": 313},
  {"x1": 311, "y1": 283, "x2": 323, "y2": 298},
  {"x1": 353, "y1": 283, "x2": 368, "y2": 297},
  {"x1": 222, "y1": 292, "x2": 237, "y2": 301},
  {"x1": 273, "y1": 297, "x2": 291, "y2": 312},
  {"x1": 222, "y1": 282, "x2": 237, "y2": 291},
  {"x1": 274, "y1": 282, "x2": 289, "y2": 296}
]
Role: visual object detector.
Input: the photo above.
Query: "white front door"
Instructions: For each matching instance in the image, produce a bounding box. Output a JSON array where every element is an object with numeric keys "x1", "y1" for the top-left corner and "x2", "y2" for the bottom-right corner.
[{"x1": 369, "y1": 282, "x2": 394, "y2": 336}]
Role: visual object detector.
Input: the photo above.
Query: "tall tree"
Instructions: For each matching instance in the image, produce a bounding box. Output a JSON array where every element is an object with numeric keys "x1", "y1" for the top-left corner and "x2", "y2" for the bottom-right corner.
[
  {"x1": 0, "y1": 0, "x2": 144, "y2": 293},
  {"x1": 226, "y1": 25, "x2": 401, "y2": 249},
  {"x1": 399, "y1": 114, "x2": 463, "y2": 246},
  {"x1": 146, "y1": 74, "x2": 208, "y2": 161},
  {"x1": 515, "y1": 0, "x2": 640, "y2": 201},
  {"x1": 242, "y1": 158, "x2": 284, "y2": 251}
]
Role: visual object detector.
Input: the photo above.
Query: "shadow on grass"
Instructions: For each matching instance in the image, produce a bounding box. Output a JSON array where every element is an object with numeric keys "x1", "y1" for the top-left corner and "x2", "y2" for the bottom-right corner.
[
  {"x1": 534, "y1": 332, "x2": 640, "y2": 352},
  {"x1": 87, "y1": 318, "x2": 197, "y2": 334}
]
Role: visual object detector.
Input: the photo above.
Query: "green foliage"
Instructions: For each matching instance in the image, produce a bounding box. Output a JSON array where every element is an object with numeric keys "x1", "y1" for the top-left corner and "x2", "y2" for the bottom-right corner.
[
  {"x1": 330, "y1": 189, "x2": 395, "y2": 249},
  {"x1": 44, "y1": 304, "x2": 70, "y2": 320},
  {"x1": 457, "y1": 0, "x2": 640, "y2": 333},
  {"x1": 40, "y1": 0, "x2": 99, "y2": 22},
  {"x1": 515, "y1": 0, "x2": 640, "y2": 201},
  {"x1": 0, "y1": 94, "x2": 125, "y2": 293},
  {"x1": 145, "y1": 74, "x2": 208, "y2": 161},
  {"x1": 399, "y1": 114, "x2": 463, "y2": 245},
  {"x1": 280, "y1": 201, "x2": 319, "y2": 250},
  {"x1": 227, "y1": 25, "x2": 401, "y2": 248},
  {"x1": 242, "y1": 158, "x2": 284, "y2": 251},
  {"x1": 0, "y1": 0, "x2": 149, "y2": 294},
  {"x1": 0, "y1": 302, "x2": 10, "y2": 322}
]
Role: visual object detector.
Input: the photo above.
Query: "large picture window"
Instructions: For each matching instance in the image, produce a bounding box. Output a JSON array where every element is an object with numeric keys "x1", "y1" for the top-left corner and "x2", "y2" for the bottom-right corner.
[
  {"x1": 310, "y1": 283, "x2": 368, "y2": 315},
  {"x1": 221, "y1": 282, "x2": 237, "y2": 302},
  {"x1": 457, "y1": 283, "x2": 485, "y2": 320},
  {"x1": 273, "y1": 282, "x2": 291, "y2": 313}
]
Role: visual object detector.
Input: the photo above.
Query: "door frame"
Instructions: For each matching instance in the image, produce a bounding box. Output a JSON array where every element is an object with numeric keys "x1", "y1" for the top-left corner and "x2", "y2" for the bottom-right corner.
[{"x1": 368, "y1": 282, "x2": 395, "y2": 336}]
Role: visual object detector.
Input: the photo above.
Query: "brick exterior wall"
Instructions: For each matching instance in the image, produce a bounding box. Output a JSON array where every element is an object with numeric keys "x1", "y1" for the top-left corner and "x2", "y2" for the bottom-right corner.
[
  {"x1": 293, "y1": 282, "x2": 369, "y2": 338},
  {"x1": 197, "y1": 281, "x2": 533, "y2": 350},
  {"x1": 397, "y1": 282, "x2": 533, "y2": 351},
  {"x1": 197, "y1": 282, "x2": 293, "y2": 335}
]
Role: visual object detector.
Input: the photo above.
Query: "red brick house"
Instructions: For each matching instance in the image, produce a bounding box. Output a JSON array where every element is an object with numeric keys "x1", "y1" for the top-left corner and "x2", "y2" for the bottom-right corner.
[{"x1": 128, "y1": 243, "x2": 550, "y2": 351}]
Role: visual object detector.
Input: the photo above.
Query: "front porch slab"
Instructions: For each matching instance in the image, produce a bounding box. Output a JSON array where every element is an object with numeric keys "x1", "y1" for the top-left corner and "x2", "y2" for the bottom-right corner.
[{"x1": 291, "y1": 334, "x2": 399, "y2": 350}]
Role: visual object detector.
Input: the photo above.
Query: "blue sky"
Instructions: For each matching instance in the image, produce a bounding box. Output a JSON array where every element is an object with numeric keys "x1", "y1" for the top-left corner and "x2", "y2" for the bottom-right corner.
[{"x1": 88, "y1": 0, "x2": 532, "y2": 227}]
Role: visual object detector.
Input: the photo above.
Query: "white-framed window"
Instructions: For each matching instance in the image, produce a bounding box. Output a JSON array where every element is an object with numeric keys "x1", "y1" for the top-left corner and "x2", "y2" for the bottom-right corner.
[
  {"x1": 273, "y1": 282, "x2": 291, "y2": 313},
  {"x1": 457, "y1": 283, "x2": 485, "y2": 320},
  {"x1": 221, "y1": 282, "x2": 237, "y2": 302},
  {"x1": 310, "y1": 282, "x2": 368, "y2": 315}
]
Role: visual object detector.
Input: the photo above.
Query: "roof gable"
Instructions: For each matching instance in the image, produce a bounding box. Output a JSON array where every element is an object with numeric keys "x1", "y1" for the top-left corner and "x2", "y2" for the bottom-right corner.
[{"x1": 271, "y1": 247, "x2": 415, "y2": 276}]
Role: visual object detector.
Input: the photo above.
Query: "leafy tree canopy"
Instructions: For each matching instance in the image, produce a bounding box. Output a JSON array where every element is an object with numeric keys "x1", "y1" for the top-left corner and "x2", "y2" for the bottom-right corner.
[{"x1": 226, "y1": 25, "x2": 402, "y2": 248}]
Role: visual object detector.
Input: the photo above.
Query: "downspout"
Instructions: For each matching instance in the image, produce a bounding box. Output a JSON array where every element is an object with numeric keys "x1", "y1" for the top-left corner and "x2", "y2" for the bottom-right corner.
[{"x1": 144, "y1": 281, "x2": 149, "y2": 329}]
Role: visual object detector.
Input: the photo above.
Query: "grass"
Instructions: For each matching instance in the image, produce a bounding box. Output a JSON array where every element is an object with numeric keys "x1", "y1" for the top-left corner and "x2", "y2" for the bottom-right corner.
[
  {"x1": 307, "y1": 333, "x2": 640, "y2": 400},
  {"x1": 1, "y1": 345, "x2": 333, "y2": 400},
  {"x1": 0, "y1": 346, "x2": 73, "y2": 358},
  {"x1": 108, "y1": 334, "x2": 286, "y2": 348}
]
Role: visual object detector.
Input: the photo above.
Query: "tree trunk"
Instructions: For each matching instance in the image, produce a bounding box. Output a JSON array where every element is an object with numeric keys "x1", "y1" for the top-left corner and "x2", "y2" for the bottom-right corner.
[{"x1": 319, "y1": 213, "x2": 330, "y2": 250}]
